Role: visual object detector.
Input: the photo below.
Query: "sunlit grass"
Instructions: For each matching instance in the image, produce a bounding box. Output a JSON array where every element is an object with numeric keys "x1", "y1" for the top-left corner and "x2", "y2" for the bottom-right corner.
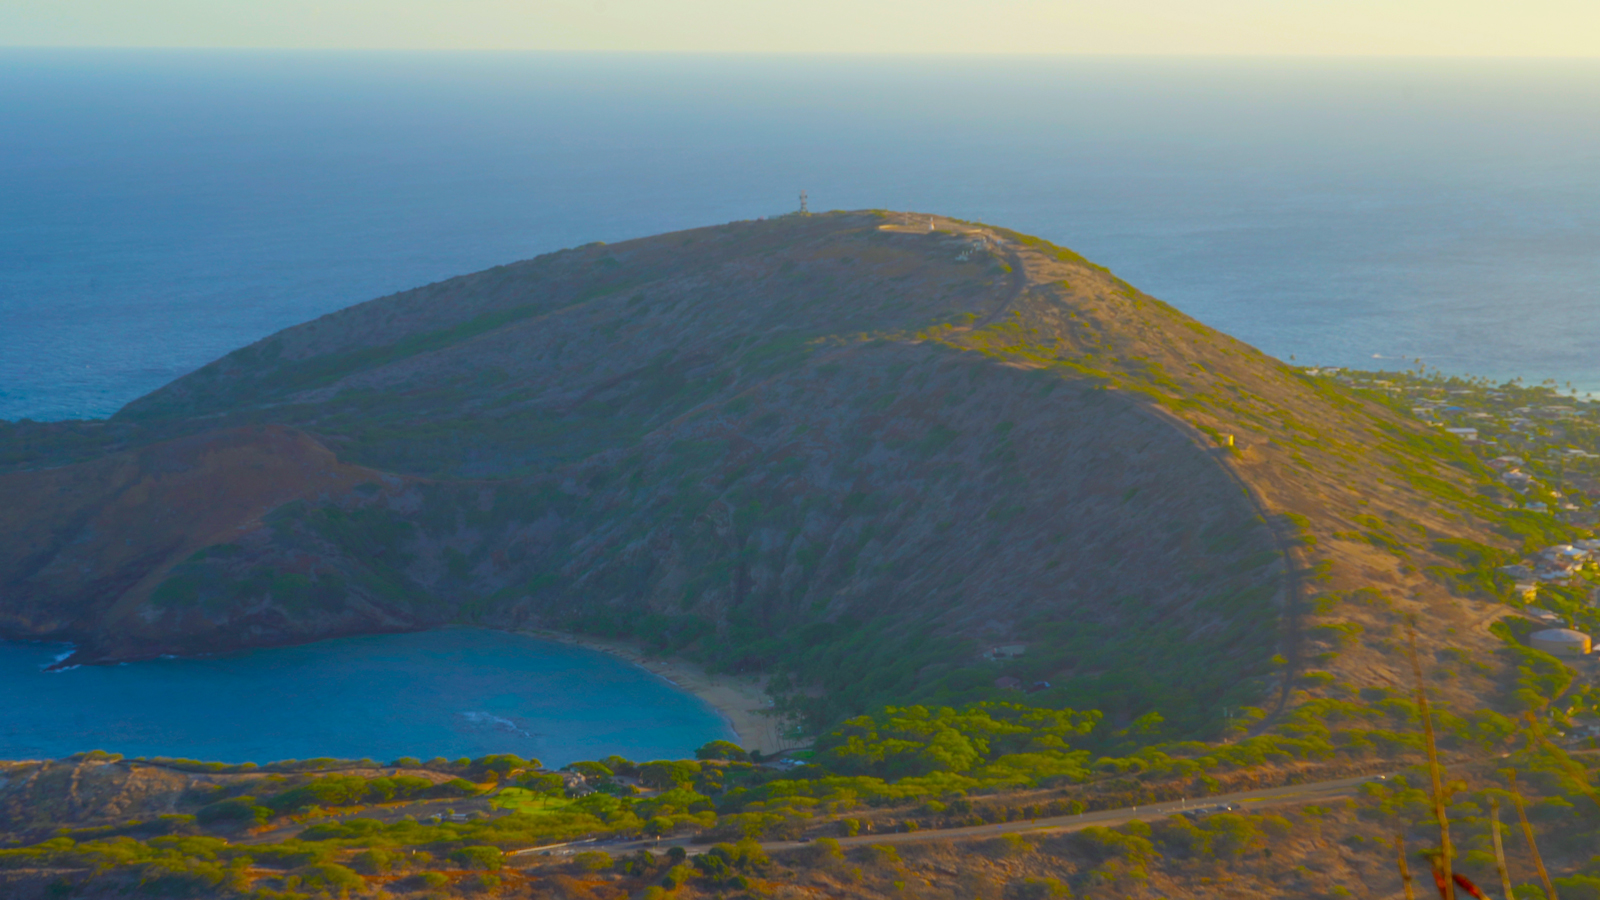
[{"x1": 490, "y1": 788, "x2": 573, "y2": 815}]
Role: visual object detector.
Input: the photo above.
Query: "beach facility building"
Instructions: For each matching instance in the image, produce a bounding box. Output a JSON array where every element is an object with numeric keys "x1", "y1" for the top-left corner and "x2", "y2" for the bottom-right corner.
[{"x1": 1530, "y1": 628, "x2": 1592, "y2": 656}]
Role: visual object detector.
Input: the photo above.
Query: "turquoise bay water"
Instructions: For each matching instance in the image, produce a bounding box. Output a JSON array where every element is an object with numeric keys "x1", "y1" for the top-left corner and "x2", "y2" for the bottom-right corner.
[{"x1": 0, "y1": 628, "x2": 733, "y2": 765}]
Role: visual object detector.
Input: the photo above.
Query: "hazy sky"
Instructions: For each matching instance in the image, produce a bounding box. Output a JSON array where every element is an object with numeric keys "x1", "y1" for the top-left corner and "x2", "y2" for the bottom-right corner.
[{"x1": 4, "y1": 0, "x2": 1598, "y2": 55}]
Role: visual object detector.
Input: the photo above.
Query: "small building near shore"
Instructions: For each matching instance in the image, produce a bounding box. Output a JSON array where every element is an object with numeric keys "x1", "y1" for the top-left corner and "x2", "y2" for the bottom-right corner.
[{"x1": 1530, "y1": 628, "x2": 1592, "y2": 656}]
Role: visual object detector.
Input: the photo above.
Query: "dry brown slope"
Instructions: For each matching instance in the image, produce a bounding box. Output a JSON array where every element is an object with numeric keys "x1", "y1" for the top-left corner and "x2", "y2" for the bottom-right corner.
[{"x1": 0, "y1": 426, "x2": 419, "y2": 656}]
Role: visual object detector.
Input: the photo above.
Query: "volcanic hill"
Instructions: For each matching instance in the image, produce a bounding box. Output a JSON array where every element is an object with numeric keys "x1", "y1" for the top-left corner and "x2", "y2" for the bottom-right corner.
[{"x1": 0, "y1": 211, "x2": 1524, "y2": 733}]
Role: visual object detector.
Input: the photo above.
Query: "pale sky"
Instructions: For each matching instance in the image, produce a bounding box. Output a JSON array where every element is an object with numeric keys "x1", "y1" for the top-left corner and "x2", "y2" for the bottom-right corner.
[{"x1": 3, "y1": 0, "x2": 1599, "y2": 55}]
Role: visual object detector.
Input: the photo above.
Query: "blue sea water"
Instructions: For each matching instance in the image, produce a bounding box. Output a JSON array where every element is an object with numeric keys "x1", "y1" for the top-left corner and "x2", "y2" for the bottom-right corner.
[
  {"x1": 3, "y1": 51, "x2": 1600, "y2": 422},
  {"x1": 0, "y1": 628, "x2": 734, "y2": 765}
]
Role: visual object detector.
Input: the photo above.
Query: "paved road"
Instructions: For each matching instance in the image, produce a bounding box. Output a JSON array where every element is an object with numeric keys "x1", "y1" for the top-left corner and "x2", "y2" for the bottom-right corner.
[{"x1": 509, "y1": 772, "x2": 1388, "y2": 863}]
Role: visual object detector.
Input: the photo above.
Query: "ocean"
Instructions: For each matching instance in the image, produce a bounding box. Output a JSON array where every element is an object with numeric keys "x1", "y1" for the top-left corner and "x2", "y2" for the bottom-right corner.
[
  {"x1": 3, "y1": 51, "x2": 1599, "y2": 422},
  {"x1": 0, "y1": 628, "x2": 734, "y2": 765}
]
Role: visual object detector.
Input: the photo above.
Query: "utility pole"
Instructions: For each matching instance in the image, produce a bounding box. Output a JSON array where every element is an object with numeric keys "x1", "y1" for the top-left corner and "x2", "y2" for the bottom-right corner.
[{"x1": 1490, "y1": 798, "x2": 1513, "y2": 900}]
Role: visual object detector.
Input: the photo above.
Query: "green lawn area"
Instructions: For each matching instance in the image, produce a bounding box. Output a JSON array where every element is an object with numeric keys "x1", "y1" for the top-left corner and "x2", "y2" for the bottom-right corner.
[{"x1": 490, "y1": 788, "x2": 574, "y2": 815}]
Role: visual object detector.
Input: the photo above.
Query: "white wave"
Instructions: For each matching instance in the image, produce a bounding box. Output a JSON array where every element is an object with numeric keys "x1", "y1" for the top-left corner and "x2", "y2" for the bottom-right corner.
[
  {"x1": 39, "y1": 644, "x2": 78, "y2": 672},
  {"x1": 459, "y1": 711, "x2": 536, "y2": 739}
]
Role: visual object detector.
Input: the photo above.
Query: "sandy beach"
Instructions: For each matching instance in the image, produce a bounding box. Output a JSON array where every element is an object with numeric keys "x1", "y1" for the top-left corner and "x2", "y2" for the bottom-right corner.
[{"x1": 518, "y1": 630, "x2": 803, "y2": 755}]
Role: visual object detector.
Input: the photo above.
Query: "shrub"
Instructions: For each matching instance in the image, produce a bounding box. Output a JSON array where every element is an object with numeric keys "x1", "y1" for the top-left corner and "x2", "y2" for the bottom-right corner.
[
  {"x1": 1201, "y1": 814, "x2": 1265, "y2": 857},
  {"x1": 1073, "y1": 823, "x2": 1157, "y2": 871},
  {"x1": 352, "y1": 848, "x2": 396, "y2": 874},
  {"x1": 809, "y1": 837, "x2": 844, "y2": 864},
  {"x1": 518, "y1": 772, "x2": 567, "y2": 795},
  {"x1": 696, "y1": 740, "x2": 749, "y2": 761},
  {"x1": 265, "y1": 775, "x2": 372, "y2": 813},
  {"x1": 296, "y1": 863, "x2": 363, "y2": 895},
  {"x1": 662, "y1": 864, "x2": 695, "y2": 889},
  {"x1": 998, "y1": 833, "x2": 1032, "y2": 857},
  {"x1": 1010, "y1": 876, "x2": 1072, "y2": 899},
  {"x1": 571, "y1": 850, "x2": 612, "y2": 872},
  {"x1": 452, "y1": 845, "x2": 503, "y2": 871},
  {"x1": 639, "y1": 760, "x2": 702, "y2": 788},
  {"x1": 615, "y1": 850, "x2": 658, "y2": 876},
  {"x1": 436, "y1": 777, "x2": 480, "y2": 797},
  {"x1": 474, "y1": 754, "x2": 536, "y2": 779},
  {"x1": 599, "y1": 755, "x2": 639, "y2": 777},
  {"x1": 196, "y1": 797, "x2": 269, "y2": 826},
  {"x1": 693, "y1": 840, "x2": 770, "y2": 884},
  {"x1": 250, "y1": 841, "x2": 335, "y2": 868},
  {"x1": 866, "y1": 844, "x2": 901, "y2": 867},
  {"x1": 566, "y1": 761, "x2": 614, "y2": 778}
]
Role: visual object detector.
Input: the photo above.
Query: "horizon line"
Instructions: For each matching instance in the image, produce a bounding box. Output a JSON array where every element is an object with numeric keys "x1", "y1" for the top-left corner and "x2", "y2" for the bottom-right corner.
[{"x1": 4, "y1": 46, "x2": 1600, "y2": 60}]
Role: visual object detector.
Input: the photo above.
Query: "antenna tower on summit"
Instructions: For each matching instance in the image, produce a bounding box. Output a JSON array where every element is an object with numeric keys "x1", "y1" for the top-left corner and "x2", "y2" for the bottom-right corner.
[{"x1": 799, "y1": 190, "x2": 808, "y2": 215}]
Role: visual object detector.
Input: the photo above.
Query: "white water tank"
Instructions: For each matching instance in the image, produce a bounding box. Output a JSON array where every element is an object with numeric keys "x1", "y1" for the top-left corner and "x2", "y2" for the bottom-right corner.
[{"x1": 1530, "y1": 628, "x2": 1592, "y2": 656}]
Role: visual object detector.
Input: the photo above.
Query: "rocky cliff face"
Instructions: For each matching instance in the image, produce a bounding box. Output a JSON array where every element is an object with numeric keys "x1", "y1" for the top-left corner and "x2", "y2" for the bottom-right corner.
[{"x1": 0, "y1": 212, "x2": 1514, "y2": 730}]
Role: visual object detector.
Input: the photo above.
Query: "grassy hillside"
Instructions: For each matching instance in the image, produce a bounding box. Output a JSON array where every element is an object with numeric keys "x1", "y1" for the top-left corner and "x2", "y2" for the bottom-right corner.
[
  {"x1": 0, "y1": 211, "x2": 1535, "y2": 740},
  {"x1": 4, "y1": 728, "x2": 1597, "y2": 900}
]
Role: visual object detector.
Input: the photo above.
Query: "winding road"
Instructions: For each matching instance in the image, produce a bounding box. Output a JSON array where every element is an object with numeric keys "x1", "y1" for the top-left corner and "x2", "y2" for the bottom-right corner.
[{"x1": 509, "y1": 771, "x2": 1388, "y2": 862}]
